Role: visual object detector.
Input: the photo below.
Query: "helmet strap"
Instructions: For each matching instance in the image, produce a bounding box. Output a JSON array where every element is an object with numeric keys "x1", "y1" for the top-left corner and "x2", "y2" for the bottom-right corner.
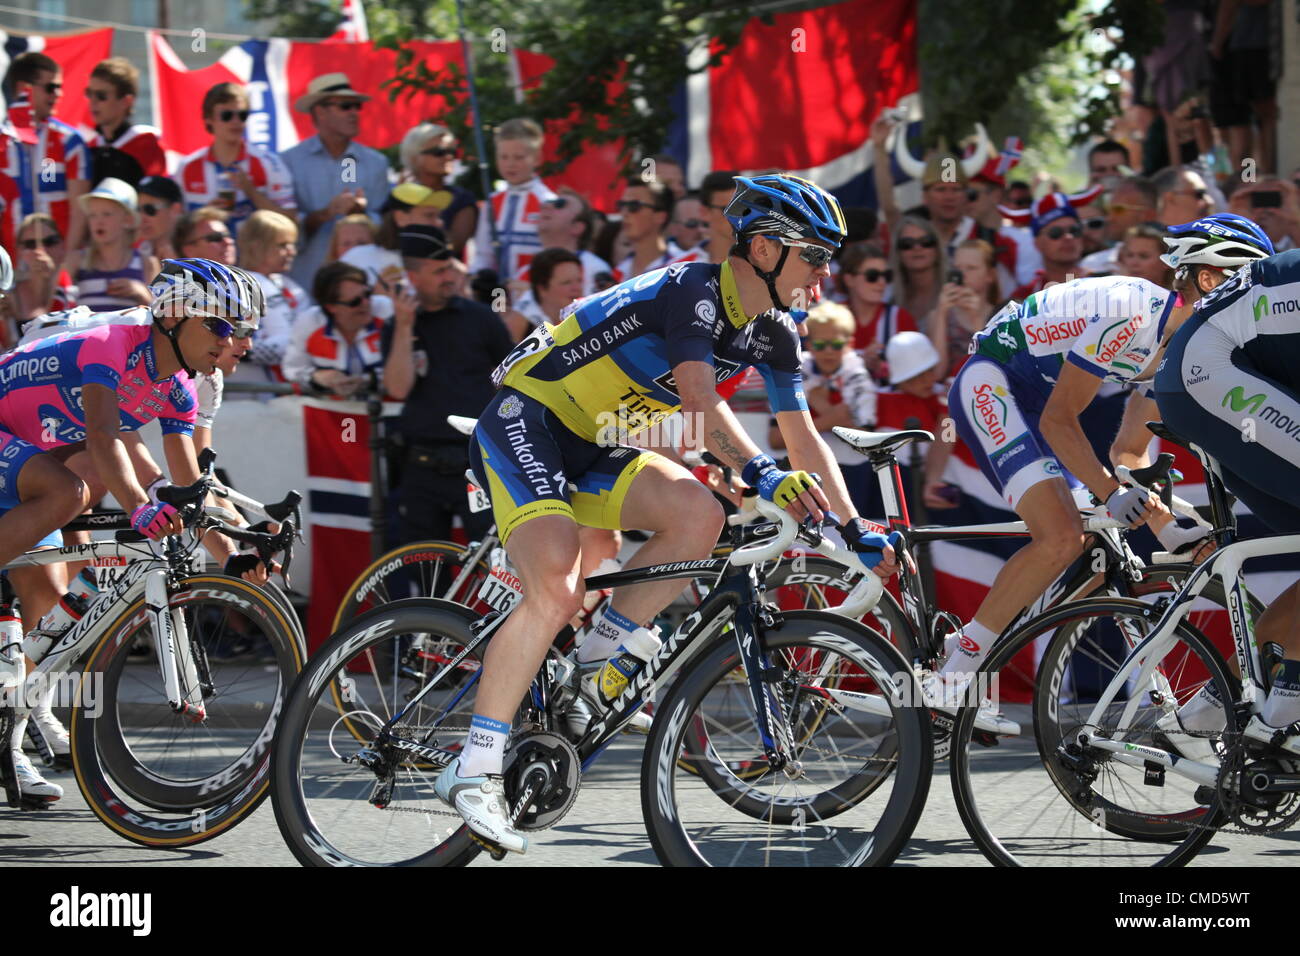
[
  {"x1": 746, "y1": 238, "x2": 793, "y2": 313},
  {"x1": 157, "y1": 315, "x2": 197, "y2": 378}
]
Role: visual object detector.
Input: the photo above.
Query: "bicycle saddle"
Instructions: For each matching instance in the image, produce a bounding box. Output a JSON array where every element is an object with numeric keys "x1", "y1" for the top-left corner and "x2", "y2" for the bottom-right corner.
[
  {"x1": 447, "y1": 415, "x2": 478, "y2": 436},
  {"x1": 832, "y1": 426, "x2": 934, "y2": 454}
]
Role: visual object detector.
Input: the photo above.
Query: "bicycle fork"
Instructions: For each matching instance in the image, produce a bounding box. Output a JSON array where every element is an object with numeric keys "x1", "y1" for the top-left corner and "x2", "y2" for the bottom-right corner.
[{"x1": 146, "y1": 570, "x2": 205, "y2": 721}]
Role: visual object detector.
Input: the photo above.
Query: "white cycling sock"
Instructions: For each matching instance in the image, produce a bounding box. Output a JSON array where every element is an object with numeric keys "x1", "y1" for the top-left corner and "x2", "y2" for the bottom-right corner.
[
  {"x1": 575, "y1": 604, "x2": 638, "y2": 664},
  {"x1": 939, "y1": 621, "x2": 998, "y2": 677},
  {"x1": 459, "y1": 714, "x2": 510, "y2": 777},
  {"x1": 1262, "y1": 660, "x2": 1300, "y2": 729}
]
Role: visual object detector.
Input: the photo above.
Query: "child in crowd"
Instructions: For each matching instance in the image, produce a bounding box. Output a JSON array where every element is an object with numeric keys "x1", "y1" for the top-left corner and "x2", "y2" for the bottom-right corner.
[
  {"x1": 327, "y1": 214, "x2": 378, "y2": 264},
  {"x1": 468, "y1": 117, "x2": 556, "y2": 279},
  {"x1": 875, "y1": 331, "x2": 959, "y2": 511},
  {"x1": 73, "y1": 177, "x2": 157, "y2": 312}
]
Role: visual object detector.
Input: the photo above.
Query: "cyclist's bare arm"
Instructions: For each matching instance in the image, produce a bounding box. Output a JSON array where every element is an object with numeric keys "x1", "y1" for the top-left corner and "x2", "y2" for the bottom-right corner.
[
  {"x1": 1110, "y1": 390, "x2": 1161, "y2": 472},
  {"x1": 1039, "y1": 362, "x2": 1122, "y2": 502},
  {"x1": 774, "y1": 408, "x2": 855, "y2": 520}
]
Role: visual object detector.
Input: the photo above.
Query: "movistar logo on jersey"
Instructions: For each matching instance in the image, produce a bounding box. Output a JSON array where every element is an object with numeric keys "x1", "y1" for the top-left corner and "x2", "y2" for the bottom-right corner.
[
  {"x1": 1222, "y1": 386, "x2": 1266, "y2": 414},
  {"x1": 1253, "y1": 295, "x2": 1300, "y2": 321}
]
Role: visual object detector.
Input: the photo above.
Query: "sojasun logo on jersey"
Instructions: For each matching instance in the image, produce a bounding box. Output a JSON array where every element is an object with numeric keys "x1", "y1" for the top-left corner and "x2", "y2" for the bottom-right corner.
[
  {"x1": 1086, "y1": 313, "x2": 1145, "y2": 368},
  {"x1": 1023, "y1": 316, "x2": 1086, "y2": 348},
  {"x1": 970, "y1": 383, "x2": 1010, "y2": 446}
]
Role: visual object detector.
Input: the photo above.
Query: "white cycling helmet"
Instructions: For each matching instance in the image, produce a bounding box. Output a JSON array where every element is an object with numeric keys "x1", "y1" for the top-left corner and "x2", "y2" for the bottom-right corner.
[
  {"x1": 0, "y1": 245, "x2": 12, "y2": 292},
  {"x1": 1160, "y1": 213, "x2": 1275, "y2": 273},
  {"x1": 886, "y1": 330, "x2": 940, "y2": 385}
]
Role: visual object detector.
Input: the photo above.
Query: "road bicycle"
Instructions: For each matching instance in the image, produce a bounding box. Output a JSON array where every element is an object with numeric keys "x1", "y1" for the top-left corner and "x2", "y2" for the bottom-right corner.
[
  {"x1": 272, "y1": 497, "x2": 933, "y2": 867},
  {"x1": 8, "y1": 451, "x2": 303, "y2": 846},
  {"x1": 949, "y1": 422, "x2": 1286, "y2": 866}
]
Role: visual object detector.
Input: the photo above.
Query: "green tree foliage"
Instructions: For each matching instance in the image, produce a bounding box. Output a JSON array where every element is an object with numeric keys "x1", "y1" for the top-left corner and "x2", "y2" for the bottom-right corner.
[{"x1": 919, "y1": 0, "x2": 1165, "y2": 154}]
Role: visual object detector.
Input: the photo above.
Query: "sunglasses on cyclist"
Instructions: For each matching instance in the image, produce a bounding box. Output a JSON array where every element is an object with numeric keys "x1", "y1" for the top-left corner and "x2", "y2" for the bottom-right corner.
[
  {"x1": 198, "y1": 315, "x2": 258, "y2": 340},
  {"x1": 333, "y1": 290, "x2": 373, "y2": 308},
  {"x1": 617, "y1": 199, "x2": 655, "y2": 213},
  {"x1": 774, "y1": 237, "x2": 834, "y2": 268},
  {"x1": 420, "y1": 146, "x2": 458, "y2": 158},
  {"x1": 809, "y1": 338, "x2": 848, "y2": 350},
  {"x1": 1044, "y1": 224, "x2": 1083, "y2": 240},
  {"x1": 896, "y1": 236, "x2": 938, "y2": 251},
  {"x1": 856, "y1": 267, "x2": 892, "y2": 282},
  {"x1": 20, "y1": 235, "x2": 61, "y2": 250},
  {"x1": 218, "y1": 109, "x2": 251, "y2": 123}
]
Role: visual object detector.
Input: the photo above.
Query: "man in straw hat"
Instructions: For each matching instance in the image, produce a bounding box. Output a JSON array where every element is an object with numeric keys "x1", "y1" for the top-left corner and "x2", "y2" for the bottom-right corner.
[{"x1": 280, "y1": 73, "x2": 389, "y2": 288}]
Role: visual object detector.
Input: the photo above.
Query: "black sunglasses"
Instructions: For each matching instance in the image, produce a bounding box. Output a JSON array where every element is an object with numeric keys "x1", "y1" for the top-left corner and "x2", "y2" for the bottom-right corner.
[
  {"x1": 20, "y1": 236, "x2": 61, "y2": 249},
  {"x1": 545, "y1": 197, "x2": 570, "y2": 209},
  {"x1": 218, "y1": 109, "x2": 251, "y2": 123},
  {"x1": 617, "y1": 199, "x2": 655, "y2": 213},
  {"x1": 41, "y1": 82, "x2": 61, "y2": 95},
  {"x1": 140, "y1": 203, "x2": 165, "y2": 217},
  {"x1": 421, "y1": 146, "x2": 458, "y2": 158},
  {"x1": 333, "y1": 290, "x2": 373, "y2": 308},
  {"x1": 192, "y1": 231, "x2": 232, "y2": 244},
  {"x1": 1084, "y1": 217, "x2": 1106, "y2": 230},
  {"x1": 1044, "y1": 224, "x2": 1084, "y2": 240},
  {"x1": 856, "y1": 267, "x2": 892, "y2": 282},
  {"x1": 675, "y1": 218, "x2": 706, "y2": 229},
  {"x1": 896, "y1": 236, "x2": 937, "y2": 251},
  {"x1": 325, "y1": 100, "x2": 364, "y2": 112},
  {"x1": 84, "y1": 88, "x2": 112, "y2": 102}
]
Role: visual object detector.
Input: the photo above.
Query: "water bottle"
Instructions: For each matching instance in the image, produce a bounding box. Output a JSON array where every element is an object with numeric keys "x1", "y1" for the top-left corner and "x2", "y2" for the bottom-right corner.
[
  {"x1": 0, "y1": 604, "x2": 23, "y2": 692},
  {"x1": 22, "y1": 586, "x2": 92, "y2": 665}
]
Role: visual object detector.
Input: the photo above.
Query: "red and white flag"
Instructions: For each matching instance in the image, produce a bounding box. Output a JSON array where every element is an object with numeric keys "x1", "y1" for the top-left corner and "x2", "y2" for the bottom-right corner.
[{"x1": 327, "y1": 0, "x2": 370, "y2": 44}]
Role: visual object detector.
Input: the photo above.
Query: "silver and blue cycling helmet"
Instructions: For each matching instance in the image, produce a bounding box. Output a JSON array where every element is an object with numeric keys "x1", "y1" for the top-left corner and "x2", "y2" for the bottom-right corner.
[
  {"x1": 723, "y1": 173, "x2": 846, "y2": 315},
  {"x1": 149, "y1": 258, "x2": 265, "y2": 375},
  {"x1": 1161, "y1": 213, "x2": 1274, "y2": 281}
]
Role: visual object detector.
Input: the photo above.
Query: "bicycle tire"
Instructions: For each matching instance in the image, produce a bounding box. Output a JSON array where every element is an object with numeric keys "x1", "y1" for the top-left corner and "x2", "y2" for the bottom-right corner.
[
  {"x1": 950, "y1": 596, "x2": 1236, "y2": 867},
  {"x1": 273, "y1": 599, "x2": 492, "y2": 867},
  {"x1": 69, "y1": 574, "x2": 304, "y2": 847},
  {"x1": 642, "y1": 611, "x2": 932, "y2": 866},
  {"x1": 330, "y1": 540, "x2": 492, "y2": 633}
]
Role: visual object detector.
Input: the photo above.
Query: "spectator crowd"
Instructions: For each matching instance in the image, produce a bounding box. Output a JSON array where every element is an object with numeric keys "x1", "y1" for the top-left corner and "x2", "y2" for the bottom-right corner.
[{"x1": 1, "y1": 11, "x2": 1299, "y2": 543}]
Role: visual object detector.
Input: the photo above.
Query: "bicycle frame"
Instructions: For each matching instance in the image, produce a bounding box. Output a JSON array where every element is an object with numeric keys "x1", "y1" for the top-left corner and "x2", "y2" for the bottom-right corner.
[{"x1": 1072, "y1": 532, "x2": 1298, "y2": 789}]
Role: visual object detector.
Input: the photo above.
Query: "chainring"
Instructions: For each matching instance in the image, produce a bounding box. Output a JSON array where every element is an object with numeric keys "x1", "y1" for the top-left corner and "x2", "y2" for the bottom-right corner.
[{"x1": 502, "y1": 730, "x2": 580, "y2": 832}]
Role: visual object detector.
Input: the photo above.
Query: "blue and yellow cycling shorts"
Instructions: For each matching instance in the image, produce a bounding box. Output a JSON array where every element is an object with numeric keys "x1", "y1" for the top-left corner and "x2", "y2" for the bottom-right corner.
[{"x1": 469, "y1": 388, "x2": 658, "y2": 543}]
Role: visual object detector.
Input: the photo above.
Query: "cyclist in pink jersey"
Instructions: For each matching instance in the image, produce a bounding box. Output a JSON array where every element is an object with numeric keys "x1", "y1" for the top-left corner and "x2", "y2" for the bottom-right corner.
[{"x1": 0, "y1": 258, "x2": 267, "y2": 803}]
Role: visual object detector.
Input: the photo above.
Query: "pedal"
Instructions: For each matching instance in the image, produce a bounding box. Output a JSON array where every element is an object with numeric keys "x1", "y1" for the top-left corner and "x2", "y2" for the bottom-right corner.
[
  {"x1": 972, "y1": 731, "x2": 998, "y2": 748},
  {"x1": 19, "y1": 795, "x2": 55, "y2": 810},
  {"x1": 468, "y1": 830, "x2": 508, "y2": 861}
]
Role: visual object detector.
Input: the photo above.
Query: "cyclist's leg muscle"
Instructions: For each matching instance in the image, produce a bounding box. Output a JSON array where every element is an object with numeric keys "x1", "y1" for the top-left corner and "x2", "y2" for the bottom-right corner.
[{"x1": 0, "y1": 444, "x2": 89, "y2": 569}]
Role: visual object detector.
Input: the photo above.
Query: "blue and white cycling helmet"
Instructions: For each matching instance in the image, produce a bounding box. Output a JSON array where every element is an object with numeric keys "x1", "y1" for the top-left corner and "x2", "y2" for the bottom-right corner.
[
  {"x1": 723, "y1": 174, "x2": 847, "y2": 315},
  {"x1": 149, "y1": 258, "x2": 265, "y2": 375},
  {"x1": 1161, "y1": 213, "x2": 1274, "y2": 274}
]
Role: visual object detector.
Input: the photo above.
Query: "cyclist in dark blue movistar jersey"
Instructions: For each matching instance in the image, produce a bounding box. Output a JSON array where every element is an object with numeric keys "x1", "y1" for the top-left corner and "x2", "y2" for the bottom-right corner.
[
  {"x1": 1154, "y1": 218, "x2": 1300, "y2": 733},
  {"x1": 437, "y1": 174, "x2": 904, "y2": 854}
]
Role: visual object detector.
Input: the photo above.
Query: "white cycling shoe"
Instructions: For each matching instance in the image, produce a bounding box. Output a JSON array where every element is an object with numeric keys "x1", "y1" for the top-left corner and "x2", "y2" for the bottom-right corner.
[
  {"x1": 12, "y1": 750, "x2": 62, "y2": 804},
  {"x1": 434, "y1": 758, "x2": 527, "y2": 855},
  {"x1": 1154, "y1": 709, "x2": 1221, "y2": 765},
  {"x1": 921, "y1": 670, "x2": 1021, "y2": 736}
]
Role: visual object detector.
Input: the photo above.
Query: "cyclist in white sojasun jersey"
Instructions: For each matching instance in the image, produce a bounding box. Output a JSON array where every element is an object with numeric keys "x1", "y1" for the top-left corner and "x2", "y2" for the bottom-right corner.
[{"x1": 941, "y1": 213, "x2": 1274, "y2": 712}]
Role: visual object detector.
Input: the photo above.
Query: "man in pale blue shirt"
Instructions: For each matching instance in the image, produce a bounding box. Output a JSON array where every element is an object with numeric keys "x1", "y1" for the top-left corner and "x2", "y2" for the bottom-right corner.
[{"x1": 279, "y1": 73, "x2": 390, "y2": 289}]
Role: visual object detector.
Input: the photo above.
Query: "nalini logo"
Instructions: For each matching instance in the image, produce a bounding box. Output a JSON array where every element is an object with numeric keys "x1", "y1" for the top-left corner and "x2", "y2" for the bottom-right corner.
[
  {"x1": 970, "y1": 382, "x2": 1009, "y2": 445},
  {"x1": 1222, "y1": 386, "x2": 1266, "y2": 414},
  {"x1": 49, "y1": 886, "x2": 151, "y2": 936}
]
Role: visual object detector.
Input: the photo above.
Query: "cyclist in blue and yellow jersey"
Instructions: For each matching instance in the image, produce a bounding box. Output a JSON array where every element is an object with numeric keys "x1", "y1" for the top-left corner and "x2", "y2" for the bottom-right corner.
[{"x1": 438, "y1": 174, "x2": 904, "y2": 854}]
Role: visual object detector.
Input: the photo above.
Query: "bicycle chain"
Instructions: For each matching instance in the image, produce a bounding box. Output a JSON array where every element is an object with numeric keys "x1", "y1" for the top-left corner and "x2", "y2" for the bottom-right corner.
[{"x1": 1072, "y1": 724, "x2": 1300, "y2": 839}]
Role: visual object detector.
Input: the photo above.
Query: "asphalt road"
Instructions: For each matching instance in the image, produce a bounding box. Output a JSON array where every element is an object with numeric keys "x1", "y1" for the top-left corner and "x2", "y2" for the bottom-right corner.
[{"x1": 3, "y1": 731, "x2": 1297, "y2": 868}]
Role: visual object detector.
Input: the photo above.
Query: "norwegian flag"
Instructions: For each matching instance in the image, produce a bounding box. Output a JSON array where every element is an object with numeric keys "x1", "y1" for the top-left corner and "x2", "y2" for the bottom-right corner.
[
  {"x1": 303, "y1": 399, "x2": 374, "y2": 650},
  {"x1": 327, "y1": 0, "x2": 370, "y2": 44}
]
